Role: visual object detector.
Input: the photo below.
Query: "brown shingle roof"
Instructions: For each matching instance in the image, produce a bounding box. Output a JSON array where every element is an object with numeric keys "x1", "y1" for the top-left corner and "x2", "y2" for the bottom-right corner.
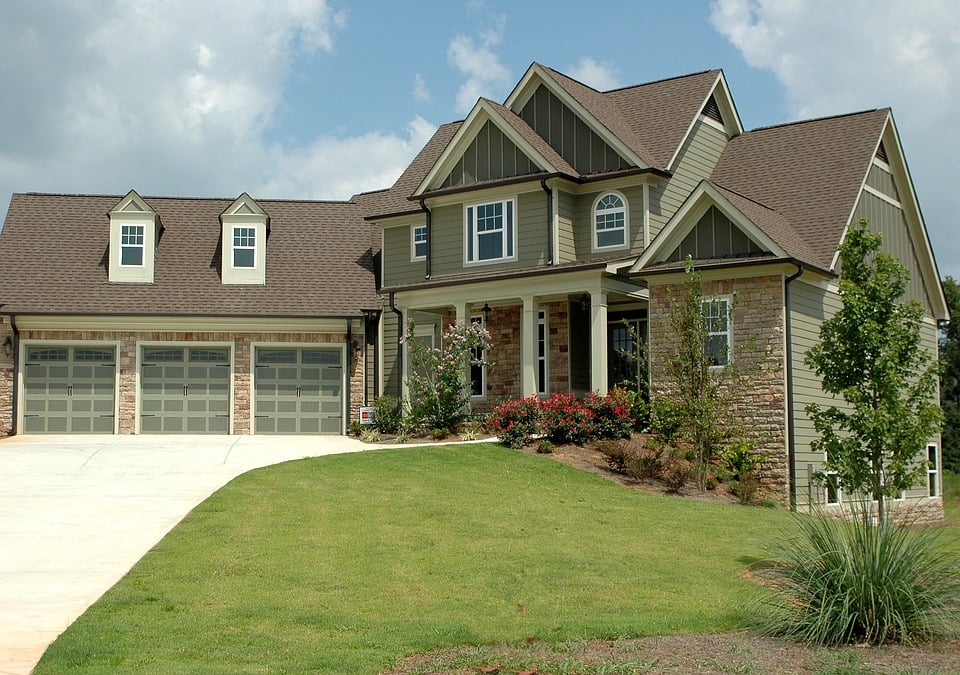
[
  {"x1": 543, "y1": 66, "x2": 722, "y2": 169},
  {"x1": 0, "y1": 193, "x2": 381, "y2": 317},
  {"x1": 354, "y1": 121, "x2": 462, "y2": 220},
  {"x1": 710, "y1": 109, "x2": 888, "y2": 270}
]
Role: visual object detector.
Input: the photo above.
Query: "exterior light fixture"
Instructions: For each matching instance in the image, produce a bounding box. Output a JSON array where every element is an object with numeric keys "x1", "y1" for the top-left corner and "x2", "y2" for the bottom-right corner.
[
  {"x1": 2, "y1": 336, "x2": 11, "y2": 358},
  {"x1": 482, "y1": 303, "x2": 492, "y2": 322}
]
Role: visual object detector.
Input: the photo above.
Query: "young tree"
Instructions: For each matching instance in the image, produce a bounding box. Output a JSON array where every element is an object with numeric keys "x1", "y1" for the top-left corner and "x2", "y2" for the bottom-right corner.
[
  {"x1": 805, "y1": 219, "x2": 942, "y2": 521},
  {"x1": 940, "y1": 276, "x2": 960, "y2": 473}
]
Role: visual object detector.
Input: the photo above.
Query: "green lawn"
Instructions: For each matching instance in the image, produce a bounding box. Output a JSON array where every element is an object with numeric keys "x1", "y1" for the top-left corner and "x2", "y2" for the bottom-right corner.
[{"x1": 34, "y1": 446, "x2": 957, "y2": 674}]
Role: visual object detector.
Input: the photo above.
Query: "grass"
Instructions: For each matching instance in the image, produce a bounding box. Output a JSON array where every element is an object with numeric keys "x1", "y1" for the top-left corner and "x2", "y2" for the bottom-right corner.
[
  {"x1": 944, "y1": 469, "x2": 960, "y2": 526},
  {"x1": 35, "y1": 443, "x2": 793, "y2": 674}
]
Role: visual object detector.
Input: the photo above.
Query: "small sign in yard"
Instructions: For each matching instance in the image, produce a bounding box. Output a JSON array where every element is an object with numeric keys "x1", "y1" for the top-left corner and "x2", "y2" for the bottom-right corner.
[{"x1": 358, "y1": 407, "x2": 375, "y2": 425}]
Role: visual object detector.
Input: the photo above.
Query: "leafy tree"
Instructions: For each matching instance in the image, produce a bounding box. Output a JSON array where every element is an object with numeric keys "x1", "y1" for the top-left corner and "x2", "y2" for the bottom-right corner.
[
  {"x1": 940, "y1": 276, "x2": 960, "y2": 473},
  {"x1": 405, "y1": 321, "x2": 492, "y2": 433},
  {"x1": 805, "y1": 220, "x2": 942, "y2": 521}
]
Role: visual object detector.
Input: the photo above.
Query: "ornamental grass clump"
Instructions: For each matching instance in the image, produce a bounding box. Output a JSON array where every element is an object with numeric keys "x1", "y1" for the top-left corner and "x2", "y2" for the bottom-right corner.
[{"x1": 758, "y1": 504, "x2": 960, "y2": 646}]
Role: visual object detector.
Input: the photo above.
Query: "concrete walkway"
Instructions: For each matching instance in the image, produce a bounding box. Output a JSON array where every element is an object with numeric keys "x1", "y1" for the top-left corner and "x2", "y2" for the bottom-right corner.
[{"x1": 0, "y1": 433, "x2": 371, "y2": 675}]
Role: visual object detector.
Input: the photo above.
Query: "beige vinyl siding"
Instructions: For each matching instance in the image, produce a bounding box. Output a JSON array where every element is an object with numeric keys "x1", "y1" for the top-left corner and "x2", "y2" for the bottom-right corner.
[
  {"x1": 429, "y1": 192, "x2": 549, "y2": 277},
  {"x1": 790, "y1": 279, "x2": 843, "y2": 509},
  {"x1": 854, "y1": 190, "x2": 933, "y2": 314},
  {"x1": 790, "y1": 280, "x2": 941, "y2": 507},
  {"x1": 648, "y1": 118, "x2": 729, "y2": 242},
  {"x1": 381, "y1": 308, "x2": 401, "y2": 398},
  {"x1": 865, "y1": 163, "x2": 901, "y2": 201},
  {"x1": 382, "y1": 224, "x2": 427, "y2": 287},
  {"x1": 572, "y1": 184, "x2": 645, "y2": 260},
  {"x1": 556, "y1": 191, "x2": 576, "y2": 263}
]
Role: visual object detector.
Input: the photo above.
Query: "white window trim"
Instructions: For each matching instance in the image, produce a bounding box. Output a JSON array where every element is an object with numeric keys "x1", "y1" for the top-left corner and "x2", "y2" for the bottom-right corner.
[
  {"x1": 463, "y1": 197, "x2": 517, "y2": 266},
  {"x1": 927, "y1": 444, "x2": 939, "y2": 498},
  {"x1": 470, "y1": 314, "x2": 486, "y2": 399},
  {"x1": 702, "y1": 295, "x2": 732, "y2": 369},
  {"x1": 119, "y1": 223, "x2": 145, "y2": 268},
  {"x1": 232, "y1": 225, "x2": 256, "y2": 269},
  {"x1": 537, "y1": 309, "x2": 548, "y2": 396},
  {"x1": 592, "y1": 191, "x2": 629, "y2": 253},
  {"x1": 824, "y1": 470, "x2": 842, "y2": 506},
  {"x1": 411, "y1": 224, "x2": 428, "y2": 262}
]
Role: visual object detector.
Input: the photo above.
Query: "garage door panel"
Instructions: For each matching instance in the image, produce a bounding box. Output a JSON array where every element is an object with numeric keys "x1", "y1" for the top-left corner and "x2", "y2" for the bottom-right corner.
[
  {"x1": 140, "y1": 347, "x2": 230, "y2": 434},
  {"x1": 254, "y1": 347, "x2": 342, "y2": 435},
  {"x1": 22, "y1": 346, "x2": 116, "y2": 434}
]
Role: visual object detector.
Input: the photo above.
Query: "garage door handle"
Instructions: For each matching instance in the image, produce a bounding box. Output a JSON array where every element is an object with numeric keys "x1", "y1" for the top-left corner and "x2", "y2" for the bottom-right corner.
[{"x1": 99, "y1": 414, "x2": 115, "y2": 418}]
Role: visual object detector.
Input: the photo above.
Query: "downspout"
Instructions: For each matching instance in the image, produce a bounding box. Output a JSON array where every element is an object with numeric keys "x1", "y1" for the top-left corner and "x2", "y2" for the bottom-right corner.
[
  {"x1": 5, "y1": 313, "x2": 18, "y2": 436},
  {"x1": 784, "y1": 263, "x2": 804, "y2": 511},
  {"x1": 388, "y1": 292, "x2": 403, "y2": 399},
  {"x1": 419, "y1": 198, "x2": 432, "y2": 279},
  {"x1": 540, "y1": 178, "x2": 554, "y2": 265},
  {"x1": 345, "y1": 319, "x2": 352, "y2": 432}
]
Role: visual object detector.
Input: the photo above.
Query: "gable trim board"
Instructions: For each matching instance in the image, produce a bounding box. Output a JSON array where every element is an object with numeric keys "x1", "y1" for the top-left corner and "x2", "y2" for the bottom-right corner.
[{"x1": 665, "y1": 71, "x2": 743, "y2": 172}]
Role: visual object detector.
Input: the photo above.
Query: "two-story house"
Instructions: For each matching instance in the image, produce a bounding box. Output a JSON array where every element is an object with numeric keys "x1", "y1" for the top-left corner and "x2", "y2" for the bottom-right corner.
[
  {"x1": 360, "y1": 63, "x2": 947, "y2": 516},
  {"x1": 0, "y1": 62, "x2": 947, "y2": 516}
]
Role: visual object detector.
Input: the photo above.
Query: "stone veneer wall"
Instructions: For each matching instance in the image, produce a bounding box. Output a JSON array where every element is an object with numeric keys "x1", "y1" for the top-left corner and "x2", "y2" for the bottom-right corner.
[
  {"x1": 11, "y1": 329, "x2": 364, "y2": 435},
  {"x1": 648, "y1": 274, "x2": 789, "y2": 503},
  {"x1": 0, "y1": 318, "x2": 13, "y2": 435}
]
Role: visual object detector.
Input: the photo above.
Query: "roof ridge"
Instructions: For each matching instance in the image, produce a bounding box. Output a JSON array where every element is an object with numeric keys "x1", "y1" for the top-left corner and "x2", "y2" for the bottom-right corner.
[
  {"x1": 746, "y1": 108, "x2": 888, "y2": 134},
  {"x1": 602, "y1": 68, "x2": 720, "y2": 95},
  {"x1": 17, "y1": 191, "x2": 357, "y2": 206}
]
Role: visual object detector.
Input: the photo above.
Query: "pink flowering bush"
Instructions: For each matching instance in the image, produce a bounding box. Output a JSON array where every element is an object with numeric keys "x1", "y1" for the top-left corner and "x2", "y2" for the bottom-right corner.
[
  {"x1": 488, "y1": 396, "x2": 541, "y2": 448},
  {"x1": 405, "y1": 321, "x2": 492, "y2": 433},
  {"x1": 539, "y1": 393, "x2": 594, "y2": 445}
]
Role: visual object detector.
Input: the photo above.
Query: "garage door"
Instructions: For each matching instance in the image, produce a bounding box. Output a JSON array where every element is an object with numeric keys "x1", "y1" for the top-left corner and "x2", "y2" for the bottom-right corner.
[
  {"x1": 254, "y1": 348, "x2": 342, "y2": 434},
  {"x1": 22, "y1": 346, "x2": 116, "y2": 433},
  {"x1": 140, "y1": 347, "x2": 230, "y2": 433}
]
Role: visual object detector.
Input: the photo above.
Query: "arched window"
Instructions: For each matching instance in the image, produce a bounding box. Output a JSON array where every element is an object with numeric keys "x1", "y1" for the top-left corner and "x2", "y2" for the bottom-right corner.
[{"x1": 593, "y1": 192, "x2": 627, "y2": 250}]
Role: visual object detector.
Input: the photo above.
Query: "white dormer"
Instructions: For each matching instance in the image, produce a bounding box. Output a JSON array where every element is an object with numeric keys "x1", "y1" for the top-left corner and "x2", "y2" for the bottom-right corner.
[
  {"x1": 109, "y1": 189, "x2": 160, "y2": 283},
  {"x1": 220, "y1": 193, "x2": 269, "y2": 285}
]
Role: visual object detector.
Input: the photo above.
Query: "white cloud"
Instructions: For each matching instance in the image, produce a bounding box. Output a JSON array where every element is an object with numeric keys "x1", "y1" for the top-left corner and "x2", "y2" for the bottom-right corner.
[
  {"x1": 566, "y1": 57, "x2": 621, "y2": 91},
  {"x1": 0, "y1": 0, "x2": 423, "y2": 217},
  {"x1": 447, "y1": 13, "x2": 511, "y2": 114},
  {"x1": 413, "y1": 73, "x2": 431, "y2": 103},
  {"x1": 710, "y1": 0, "x2": 960, "y2": 279}
]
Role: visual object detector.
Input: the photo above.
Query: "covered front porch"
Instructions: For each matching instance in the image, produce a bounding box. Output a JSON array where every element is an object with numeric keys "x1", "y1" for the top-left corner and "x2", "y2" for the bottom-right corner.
[{"x1": 388, "y1": 267, "x2": 648, "y2": 408}]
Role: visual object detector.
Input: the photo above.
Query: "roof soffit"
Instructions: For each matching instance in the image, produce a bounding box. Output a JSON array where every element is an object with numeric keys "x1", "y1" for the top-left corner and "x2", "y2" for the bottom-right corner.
[
  {"x1": 503, "y1": 63, "x2": 647, "y2": 169},
  {"x1": 631, "y1": 181, "x2": 786, "y2": 272},
  {"x1": 413, "y1": 99, "x2": 559, "y2": 196}
]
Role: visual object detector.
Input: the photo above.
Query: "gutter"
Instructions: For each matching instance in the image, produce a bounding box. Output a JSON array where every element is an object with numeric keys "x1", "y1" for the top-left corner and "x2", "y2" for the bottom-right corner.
[
  {"x1": 5, "y1": 312, "x2": 18, "y2": 436},
  {"x1": 540, "y1": 178, "x2": 554, "y2": 265},
  {"x1": 419, "y1": 198, "x2": 432, "y2": 279},
  {"x1": 388, "y1": 292, "x2": 403, "y2": 399},
  {"x1": 783, "y1": 263, "x2": 804, "y2": 511}
]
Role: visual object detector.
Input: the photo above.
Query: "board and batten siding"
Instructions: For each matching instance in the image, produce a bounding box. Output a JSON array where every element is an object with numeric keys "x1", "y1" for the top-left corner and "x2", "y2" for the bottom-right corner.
[
  {"x1": 382, "y1": 223, "x2": 427, "y2": 287},
  {"x1": 648, "y1": 118, "x2": 729, "y2": 242},
  {"x1": 429, "y1": 191, "x2": 549, "y2": 277},
  {"x1": 853, "y1": 189, "x2": 933, "y2": 315},
  {"x1": 571, "y1": 185, "x2": 645, "y2": 260}
]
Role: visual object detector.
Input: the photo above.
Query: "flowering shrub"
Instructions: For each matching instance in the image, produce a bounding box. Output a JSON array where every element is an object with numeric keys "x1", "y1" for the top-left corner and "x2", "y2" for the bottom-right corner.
[
  {"x1": 488, "y1": 396, "x2": 541, "y2": 448},
  {"x1": 405, "y1": 321, "x2": 492, "y2": 433},
  {"x1": 539, "y1": 393, "x2": 593, "y2": 445},
  {"x1": 583, "y1": 388, "x2": 634, "y2": 439}
]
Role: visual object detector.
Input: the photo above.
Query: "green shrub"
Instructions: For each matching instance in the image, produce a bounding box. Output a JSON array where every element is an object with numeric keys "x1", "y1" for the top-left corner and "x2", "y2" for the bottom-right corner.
[
  {"x1": 540, "y1": 393, "x2": 593, "y2": 445},
  {"x1": 759, "y1": 504, "x2": 960, "y2": 645},
  {"x1": 373, "y1": 395, "x2": 403, "y2": 434},
  {"x1": 429, "y1": 428, "x2": 449, "y2": 440},
  {"x1": 349, "y1": 420, "x2": 364, "y2": 436},
  {"x1": 536, "y1": 440, "x2": 554, "y2": 454},
  {"x1": 718, "y1": 440, "x2": 771, "y2": 505},
  {"x1": 661, "y1": 450, "x2": 693, "y2": 493},
  {"x1": 583, "y1": 388, "x2": 634, "y2": 439},
  {"x1": 598, "y1": 439, "x2": 633, "y2": 473},
  {"x1": 625, "y1": 443, "x2": 665, "y2": 482},
  {"x1": 488, "y1": 396, "x2": 541, "y2": 449},
  {"x1": 649, "y1": 397, "x2": 685, "y2": 444}
]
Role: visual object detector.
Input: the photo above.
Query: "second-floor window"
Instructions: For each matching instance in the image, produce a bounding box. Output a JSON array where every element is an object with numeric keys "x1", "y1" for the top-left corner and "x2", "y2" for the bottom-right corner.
[
  {"x1": 465, "y1": 198, "x2": 515, "y2": 264},
  {"x1": 120, "y1": 224, "x2": 144, "y2": 266},
  {"x1": 233, "y1": 226, "x2": 256, "y2": 268},
  {"x1": 594, "y1": 192, "x2": 627, "y2": 250},
  {"x1": 703, "y1": 298, "x2": 731, "y2": 367},
  {"x1": 412, "y1": 224, "x2": 428, "y2": 261}
]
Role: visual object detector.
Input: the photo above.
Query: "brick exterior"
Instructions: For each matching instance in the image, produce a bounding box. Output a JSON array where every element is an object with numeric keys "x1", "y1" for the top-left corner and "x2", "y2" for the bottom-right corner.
[
  {"x1": 649, "y1": 274, "x2": 789, "y2": 503},
  {"x1": 2, "y1": 328, "x2": 365, "y2": 435}
]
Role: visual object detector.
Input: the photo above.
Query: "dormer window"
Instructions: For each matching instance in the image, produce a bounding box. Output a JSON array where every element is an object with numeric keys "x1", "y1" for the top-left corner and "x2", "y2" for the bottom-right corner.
[
  {"x1": 108, "y1": 189, "x2": 159, "y2": 283},
  {"x1": 232, "y1": 226, "x2": 256, "y2": 268},
  {"x1": 120, "y1": 224, "x2": 145, "y2": 266},
  {"x1": 220, "y1": 193, "x2": 269, "y2": 285}
]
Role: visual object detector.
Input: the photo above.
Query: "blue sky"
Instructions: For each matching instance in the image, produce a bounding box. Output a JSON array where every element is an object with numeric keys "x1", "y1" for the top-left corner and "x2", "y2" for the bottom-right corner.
[{"x1": 1, "y1": 1, "x2": 959, "y2": 277}]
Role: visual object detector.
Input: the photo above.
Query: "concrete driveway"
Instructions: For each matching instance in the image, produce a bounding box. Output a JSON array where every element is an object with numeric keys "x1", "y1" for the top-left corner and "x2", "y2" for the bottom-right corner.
[{"x1": 0, "y1": 433, "x2": 370, "y2": 675}]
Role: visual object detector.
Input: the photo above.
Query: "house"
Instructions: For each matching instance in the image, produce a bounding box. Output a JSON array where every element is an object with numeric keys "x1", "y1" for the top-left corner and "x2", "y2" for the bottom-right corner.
[
  {"x1": 359, "y1": 63, "x2": 947, "y2": 518},
  {"x1": 0, "y1": 62, "x2": 947, "y2": 517},
  {"x1": 0, "y1": 192, "x2": 381, "y2": 436}
]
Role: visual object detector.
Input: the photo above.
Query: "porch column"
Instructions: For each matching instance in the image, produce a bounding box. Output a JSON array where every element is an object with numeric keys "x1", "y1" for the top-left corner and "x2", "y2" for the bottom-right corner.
[
  {"x1": 398, "y1": 305, "x2": 409, "y2": 402},
  {"x1": 520, "y1": 295, "x2": 538, "y2": 397},
  {"x1": 590, "y1": 290, "x2": 608, "y2": 394},
  {"x1": 454, "y1": 301, "x2": 469, "y2": 327}
]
